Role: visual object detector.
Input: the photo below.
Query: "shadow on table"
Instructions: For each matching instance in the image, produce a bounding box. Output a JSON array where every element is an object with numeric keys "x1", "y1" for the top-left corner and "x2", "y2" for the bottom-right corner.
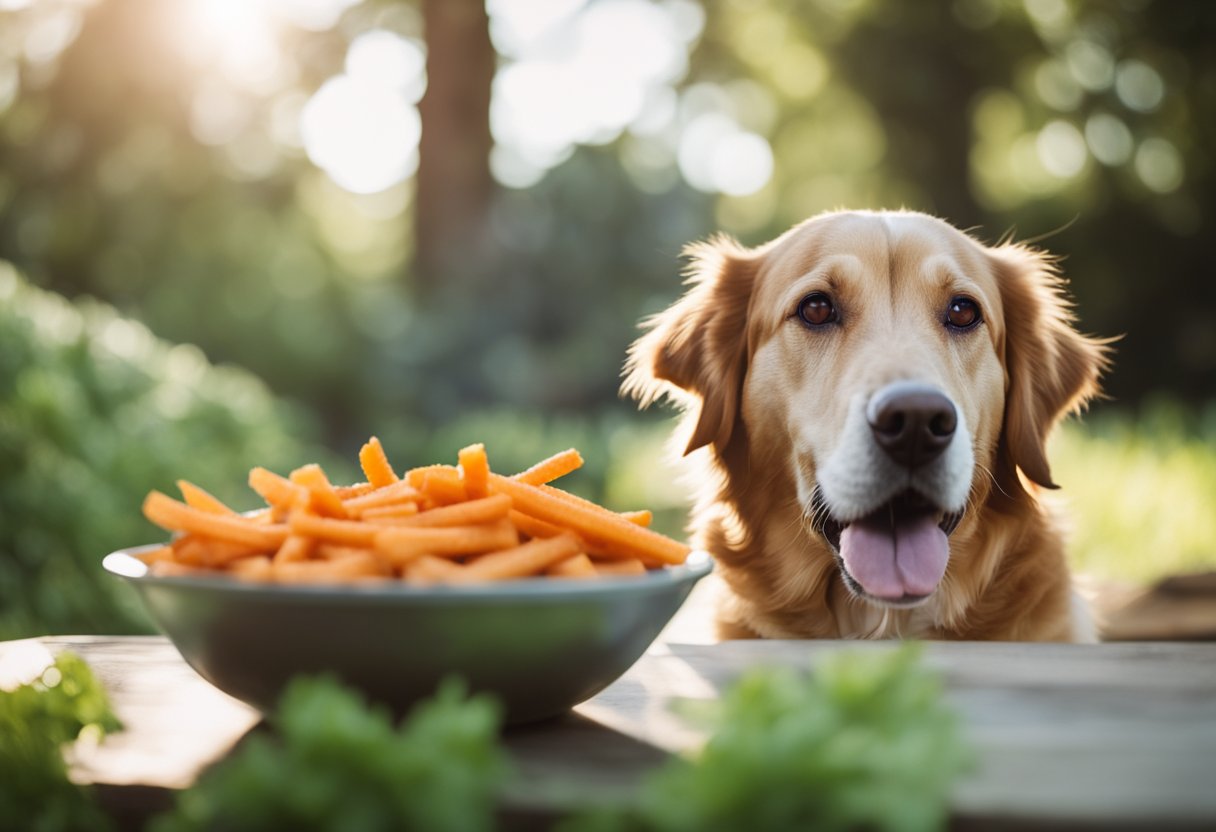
[{"x1": 1091, "y1": 571, "x2": 1216, "y2": 641}]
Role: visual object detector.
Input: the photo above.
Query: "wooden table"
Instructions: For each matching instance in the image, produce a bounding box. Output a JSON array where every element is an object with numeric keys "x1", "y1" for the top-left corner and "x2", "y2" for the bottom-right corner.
[{"x1": 7, "y1": 635, "x2": 1216, "y2": 830}]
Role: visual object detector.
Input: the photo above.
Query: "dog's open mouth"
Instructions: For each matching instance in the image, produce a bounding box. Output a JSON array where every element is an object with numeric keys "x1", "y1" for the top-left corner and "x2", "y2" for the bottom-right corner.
[{"x1": 813, "y1": 490, "x2": 963, "y2": 607}]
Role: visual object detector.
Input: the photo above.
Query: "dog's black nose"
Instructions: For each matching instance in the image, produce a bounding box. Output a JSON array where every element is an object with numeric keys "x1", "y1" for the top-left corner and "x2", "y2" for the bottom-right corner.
[{"x1": 867, "y1": 382, "x2": 957, "y2": 469}]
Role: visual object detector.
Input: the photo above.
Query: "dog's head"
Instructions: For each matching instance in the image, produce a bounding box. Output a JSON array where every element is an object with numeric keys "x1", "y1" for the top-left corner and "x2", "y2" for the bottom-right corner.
[{"x1": 624, "y1": 210, "x2": 1109, "y2": 610}]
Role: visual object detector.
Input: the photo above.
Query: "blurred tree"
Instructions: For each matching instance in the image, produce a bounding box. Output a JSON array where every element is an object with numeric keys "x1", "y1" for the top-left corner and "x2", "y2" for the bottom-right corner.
[
  {"x1": 416, "y1": 0, "x2": 495, "y2": 286},
  {"x1": 822, "y1": 2, "x2": 1039, "y2": 226},
  {"x1": 0, "y1": 0, "x2": 1211, "y2": 446}
]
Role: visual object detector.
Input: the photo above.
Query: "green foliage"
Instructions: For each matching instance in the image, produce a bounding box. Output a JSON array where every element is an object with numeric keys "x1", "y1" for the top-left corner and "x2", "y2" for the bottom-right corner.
[
  {"x1": 153, "y1": 676, "x2": 508, "y2": 832},
  {"x1": 1052, "y1": 403, "x2": 1216, "y2": 583},
  {"x1": 0, "y1": 649, "x2": 122, "y2": 832},
  {"x1": 4, "y1": 649, "x2": 968, "y2": 832},
  {"x1": 6, "y1": 0, "x2": 1207, "y2": 433},
  {"x1": 386, "y1": 149, "x2": 711, "y2": 423},
  {"x1": 563, "y1": 645, "x2": 969, "y2": 832},
  {"x1": 0, "y1": 264, "x2": 335, "y2": 639}
]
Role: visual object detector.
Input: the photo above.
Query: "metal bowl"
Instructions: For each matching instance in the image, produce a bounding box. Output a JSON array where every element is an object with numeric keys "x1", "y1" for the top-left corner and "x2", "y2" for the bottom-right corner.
[{"x1": 104, "y1": 546, "x2": 712, "y2": 723}]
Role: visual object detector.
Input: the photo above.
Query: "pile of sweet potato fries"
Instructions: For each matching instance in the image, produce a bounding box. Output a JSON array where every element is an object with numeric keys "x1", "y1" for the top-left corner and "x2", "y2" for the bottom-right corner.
[{"x1": 139, "y1": 439, "x2": 691, "y2": 584}]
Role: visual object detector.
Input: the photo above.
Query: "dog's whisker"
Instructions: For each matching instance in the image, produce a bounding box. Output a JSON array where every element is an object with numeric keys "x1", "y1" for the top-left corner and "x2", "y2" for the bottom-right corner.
[
  {"x1": 974, "y1": 461, "x2": 1014, "y2": 502},
  {"x1": 867, "y1": 607, "x2": 891, "y2": 640},
  {"x1": 805, "y1": 502, "x2": 828, "y2": 534}
]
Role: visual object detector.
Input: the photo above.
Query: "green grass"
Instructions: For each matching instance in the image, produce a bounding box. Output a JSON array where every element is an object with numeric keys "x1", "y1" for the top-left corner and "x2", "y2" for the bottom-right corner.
[{"x1": 1051, "y1": 405, "x2": 1216, "y2": 585}]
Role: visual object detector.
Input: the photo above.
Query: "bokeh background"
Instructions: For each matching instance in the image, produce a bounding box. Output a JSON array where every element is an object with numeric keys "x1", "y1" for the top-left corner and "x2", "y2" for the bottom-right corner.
[{"x1": 1, "y1": 0, "x2": 1213, "y2": 637}]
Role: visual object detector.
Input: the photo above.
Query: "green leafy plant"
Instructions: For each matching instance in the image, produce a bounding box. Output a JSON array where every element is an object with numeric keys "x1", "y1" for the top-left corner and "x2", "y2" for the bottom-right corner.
[
  {"x1": 0, "y1": 264, "x2": 336, "y2": 639},
  {"x1": 0, "y1": 649, "x2": 122, "y2": 832},
  {"x1": 564, "y1": 645, "x2": 970, "y2": 832},
  {"x1": 153, "y1": 676, "x2": 508, "y2": 832},
  {"x1": 3, "y1": 646, "x2": 968, "y2": 832}
]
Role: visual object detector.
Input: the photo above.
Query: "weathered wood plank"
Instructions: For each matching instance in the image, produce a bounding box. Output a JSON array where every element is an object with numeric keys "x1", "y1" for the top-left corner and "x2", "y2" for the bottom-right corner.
[
  {"x1": 41, "y1": 636, "x2": 262, "y2": 790},
  {"x1": 582, "y1": 641, "x2": 1216, "y2": 826},
  {"x1": 8, "y1": 635, "x2": 1215, "y2": 829}
]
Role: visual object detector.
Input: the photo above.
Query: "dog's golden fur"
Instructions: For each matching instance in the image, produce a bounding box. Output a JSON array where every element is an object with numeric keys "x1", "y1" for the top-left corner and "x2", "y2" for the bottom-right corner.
[{"x1": 624, "y1": 210, "x2": 1111, "y2": 642}]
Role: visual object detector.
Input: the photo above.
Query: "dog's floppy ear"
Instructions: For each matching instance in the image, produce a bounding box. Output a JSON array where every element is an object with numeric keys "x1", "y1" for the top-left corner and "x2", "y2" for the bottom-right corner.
[
  {"x1": 991, "y1": 243, "x2": 1112, "y2": 490},
  {"x1": 621, "y1": 236, "x2": 757, "y2": 455}
]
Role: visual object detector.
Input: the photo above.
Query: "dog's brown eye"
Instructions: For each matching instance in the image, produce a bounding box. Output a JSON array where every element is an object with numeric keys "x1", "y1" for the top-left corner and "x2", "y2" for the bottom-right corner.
[
  {"x1": 797, "y1": 293, "x2": 838, "y2": 327},
  {"x1": 946, "y1": 297, "x2": 981, "y2": 330}
]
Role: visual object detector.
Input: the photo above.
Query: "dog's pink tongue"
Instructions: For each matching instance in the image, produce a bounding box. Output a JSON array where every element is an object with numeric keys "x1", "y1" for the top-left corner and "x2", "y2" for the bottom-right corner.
[{"x1": 839, "y1": 513, "x2": 949, "y2": 600}]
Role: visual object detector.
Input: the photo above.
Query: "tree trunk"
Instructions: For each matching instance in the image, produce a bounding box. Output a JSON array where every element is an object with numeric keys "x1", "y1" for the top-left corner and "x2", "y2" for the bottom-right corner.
[{"x1": 415, "y1": 0, "x2": 496, "y2": 288}]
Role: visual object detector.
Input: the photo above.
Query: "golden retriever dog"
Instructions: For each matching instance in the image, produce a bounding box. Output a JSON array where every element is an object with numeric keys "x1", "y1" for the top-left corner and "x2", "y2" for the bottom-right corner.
[{"x1": 624, "y1": 210, "x2": 1110, "y2": 642}]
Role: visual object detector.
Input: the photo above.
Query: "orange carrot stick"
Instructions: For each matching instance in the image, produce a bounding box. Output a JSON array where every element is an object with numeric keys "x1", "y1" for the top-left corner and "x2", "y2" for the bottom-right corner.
[
  {"x1": 170, "y1": 534, "x2": 264, "y2": 567},
  {"x1": 405, "y1": 464, "x2": 452, "y2": 489},
  {"x1": 591, "y1": 558, "x2": 648, "y2": 576},
  {"x1": 369, "y1": 494, "x2": 511, "y2": 529},
  {"x1": 149, "y1": 560, "x2": 210, "y2": 578},
  {"x1": 486, "y1": 475, "x2": 689, "y2": 565},
  {"x1": 359, "y1": 437, "x2": 399, "y2": 488},
  {"x1": 509, "y1": 510, "x2": 567, "y2": 540},
  {"x1": 273, "y1": 534, "x2": 314, "y2": 564},
  {"x1": 334, "y1": 482, "x2": 376, "y2": 499},
  {"x1": 453, "y1": 534, "x2": 582, "y2": 582},
  {"x1": 230, "y1": 556, "x2": 274, "y2": 581},
  {"x1": 248, "y1": 467, "x2": 308, "y2": 511},
  {"x1": 136, "y1": 545, "x2": 176, "y2": 565},
  {"x1": 316, "y1": 543, "x2": 374, "y2": 561},
  {"x1": 406, "y1": 554, "x2": 467, "y2": 583},
  {"x1": 143, "y1": 491, "x2": 288, "y2": 550},
  {"x1": 290, "y1": 464, "x2": 349, "y2": 519},
  {"x1": 533, "y1": 483, "x2": 652, "y2": 526},
  {"x1": 288, "y1": 512, "x2": 378, "y2": 547},
  {"x1": 358, "y1": 502, "x2": 421, "y2": 521},
  {"x1": 511, "y1": 449, "x2": 584, "y2": 486},
  {"x1": 420, "y1": 468, "x2": 468, "y2": 506},
  {"x1": 458, "y1": 443, "x2": 490, "y2": 499},
  {"x1": 620, "y1": 509, "x2": 653, "y2": 528},
  {"x1": 177, "y1": 481, "x2": 237, "y2": 515},
  {"x1": 273, "y1": 552, "x2": 388, "y2": 583},
  {"x1": 342, "y1": 480, "x2": 423, "y2": 513},
  {"x1": 547, "y1": 552, "x2": 598, "y2": 579},
  {"x1": 374, "y1": 520, "x2": 519, "y2": 566},
  {"x1": 169, "y1": 535, "x2": 210, "y2": 566},
  {"x1": 511, "y1": 477, "x2": 653, "y2": 529}
]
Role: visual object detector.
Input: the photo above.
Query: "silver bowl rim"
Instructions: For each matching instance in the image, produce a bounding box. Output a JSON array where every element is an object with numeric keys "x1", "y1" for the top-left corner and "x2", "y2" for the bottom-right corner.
[{"x1": 103, "y1": 544, "x2": 714, "y2": 602}]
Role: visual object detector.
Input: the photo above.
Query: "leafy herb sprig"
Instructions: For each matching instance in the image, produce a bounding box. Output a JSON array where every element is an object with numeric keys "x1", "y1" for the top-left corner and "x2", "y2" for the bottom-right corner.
[
  {"x1": 153, "y1": 677, "x2": 508, "y2": 832},
  {"x1": 0, "y1": 650, "x2": 122, "y2": 832},
  {"x1": 564, "y1": 645, "x2": 970, "y2": 832}
]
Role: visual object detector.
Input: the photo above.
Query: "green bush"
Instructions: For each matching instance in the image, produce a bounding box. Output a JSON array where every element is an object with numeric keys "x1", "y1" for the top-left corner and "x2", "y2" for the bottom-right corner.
[{"x1": 0, "y1": 263, "x2": 336, "y2": 639}]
